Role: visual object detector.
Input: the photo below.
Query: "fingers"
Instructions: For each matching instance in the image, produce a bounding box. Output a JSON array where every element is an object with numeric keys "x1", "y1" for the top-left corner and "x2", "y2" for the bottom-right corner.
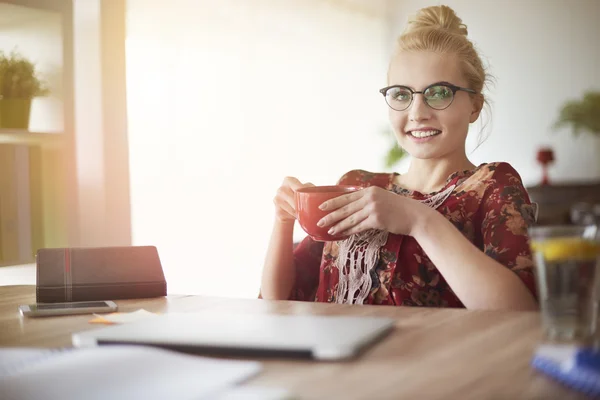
[
  {"x1": 282, "y1": 176, "x2": 305, "y2": 191},
  {"x1": 319, "y1": 190, "x2": 363, "y2": 211},
  {"x1": 274, "y1": 185, "x2": 297, "y2": 221},
  {"x1": 274, "y1": 177, "x2": 318, "y2": 222},
  {"x1": 274, "y1": 196, "x2": 297, "y2": 220},
  {"x1": 329, "y1": 210, "x2": 369, "y2": 236},
  {"x1": 277, "y1": 185, "x2": 294, "y2": 200},
  {"x1": 318, "y1": 187, "x2": 378, "y2": 235},
  {"x1": 336, "y1": 215, "x2": 370, "y2": 237},
  {"x1": 317, "y1": 199, "x2": 363, "y2": 228}
]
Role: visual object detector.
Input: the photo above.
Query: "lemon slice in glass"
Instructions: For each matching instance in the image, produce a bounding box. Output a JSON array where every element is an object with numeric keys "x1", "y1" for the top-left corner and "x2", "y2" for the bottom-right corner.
[{"x1": 531, "y1": 237, "x2": 600, "y2": 262}]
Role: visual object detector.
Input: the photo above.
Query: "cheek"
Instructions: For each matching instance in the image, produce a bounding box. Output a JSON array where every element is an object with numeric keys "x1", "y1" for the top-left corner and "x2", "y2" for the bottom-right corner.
[
  {"x1": 441, "y1": 104, "x2": 472, "y2": 135},
  {"x1": 388, "y1": 109, "x2": 406, "y2": 133},
  {"x1": 444, "y1": 113, "x2": 469, "y2": 131}
]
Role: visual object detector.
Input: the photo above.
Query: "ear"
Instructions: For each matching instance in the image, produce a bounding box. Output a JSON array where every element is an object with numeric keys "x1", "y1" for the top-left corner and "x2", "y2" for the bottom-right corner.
[{"x1": 469, "y1": 94, "x2": 484, "y2": 123}]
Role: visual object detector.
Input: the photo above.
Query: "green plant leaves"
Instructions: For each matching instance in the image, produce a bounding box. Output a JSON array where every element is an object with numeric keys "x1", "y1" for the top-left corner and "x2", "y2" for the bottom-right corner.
[
  {"x1": 554, "y1": 91, "x2": 600, "y2": 136},
  {"x1": 0, "y1": 50, "x2": 49, "y2": 99},
  {"x1": 380, "y1": 126, "x2": 407, "y2": 168},
  {"x1": 385, "y1": 145, "x2": 406, "y2": 168}
]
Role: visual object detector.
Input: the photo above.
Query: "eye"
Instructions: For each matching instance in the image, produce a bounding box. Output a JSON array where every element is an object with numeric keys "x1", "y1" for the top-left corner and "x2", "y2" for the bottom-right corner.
[
  {"x1": 426, "y1": 85, "x2": 452, "y2": 99},
  {"x1": 388, "y1": 87, "x2": 411, "y2": 102}
]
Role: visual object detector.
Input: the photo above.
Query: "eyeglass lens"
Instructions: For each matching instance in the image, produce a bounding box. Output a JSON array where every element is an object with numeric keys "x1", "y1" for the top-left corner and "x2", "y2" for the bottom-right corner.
[{"x1": 385, "y1": 85, "x2": 454, "y2": 111}]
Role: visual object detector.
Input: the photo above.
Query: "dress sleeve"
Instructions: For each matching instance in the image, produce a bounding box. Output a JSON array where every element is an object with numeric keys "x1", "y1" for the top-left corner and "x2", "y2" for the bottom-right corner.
[
  {"x1": 288, "y1": 236, "x2": 324, "y2": 301},
  {"x1": 479, "y1": 163, "x2": 538, "y2": 299}
]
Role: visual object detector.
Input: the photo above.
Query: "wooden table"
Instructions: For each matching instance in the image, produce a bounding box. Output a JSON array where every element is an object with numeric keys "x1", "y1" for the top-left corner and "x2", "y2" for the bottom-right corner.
[{"x1": 0, "y1": 285, "x2": 589, "y2": 399}]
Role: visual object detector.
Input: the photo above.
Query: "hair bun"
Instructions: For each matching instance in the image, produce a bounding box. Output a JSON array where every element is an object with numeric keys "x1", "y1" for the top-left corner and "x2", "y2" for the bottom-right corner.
[{"x1": 405, "y1": 5, "x2": 468, "y2": 36}]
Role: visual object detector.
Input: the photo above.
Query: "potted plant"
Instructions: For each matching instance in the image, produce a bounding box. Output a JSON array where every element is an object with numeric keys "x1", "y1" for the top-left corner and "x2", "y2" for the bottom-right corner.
[
  {"x1": 554, "y1": 91, "x2": 600, "y2": 136},
  {"x1": 0, "y1": 50, "x2": 49, "y2": 130},
  {"x1": 381, "y1": 127, "x2": 407, "y2": 169}
]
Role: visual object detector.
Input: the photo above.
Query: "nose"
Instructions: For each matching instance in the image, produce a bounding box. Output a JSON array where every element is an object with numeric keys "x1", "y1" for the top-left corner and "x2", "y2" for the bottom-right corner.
[{"x1": 407, "y1": 93, "x2": 432, "y2": 122}]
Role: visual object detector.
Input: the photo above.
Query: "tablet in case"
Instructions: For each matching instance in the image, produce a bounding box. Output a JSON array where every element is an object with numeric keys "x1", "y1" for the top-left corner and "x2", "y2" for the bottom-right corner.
[{"x1": 36, "y1": 246, "x2": 167, "y2": 303}]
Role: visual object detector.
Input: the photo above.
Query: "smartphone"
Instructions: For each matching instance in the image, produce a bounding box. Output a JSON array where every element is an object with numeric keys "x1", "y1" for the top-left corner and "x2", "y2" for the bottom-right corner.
[{"x1": 19, "y1": 300, "x2": 118, "y2": 318}]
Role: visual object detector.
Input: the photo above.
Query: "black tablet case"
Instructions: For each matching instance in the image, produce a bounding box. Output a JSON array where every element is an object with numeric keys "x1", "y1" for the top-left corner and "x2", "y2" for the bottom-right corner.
[{"x1": 36, "y1": 246, "x2": 167, "y2": 303}]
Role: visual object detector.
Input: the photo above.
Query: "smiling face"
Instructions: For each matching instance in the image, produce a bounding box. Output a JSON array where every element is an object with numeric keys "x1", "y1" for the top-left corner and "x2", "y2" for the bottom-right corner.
[{"x1": 387, "y1": 51, "x2": 482, "y2": 161}]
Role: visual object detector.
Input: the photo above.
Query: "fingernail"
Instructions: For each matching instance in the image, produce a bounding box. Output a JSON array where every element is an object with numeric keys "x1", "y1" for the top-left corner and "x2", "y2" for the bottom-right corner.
[
  {"x1": 319, "y1": 203, "x2": 327, "y2": 210},
  {"x1": 317, "y1": 219, "x2": 325, "y2": 227},
  {"x1": 328, "y1": 228, "x2": 335, "y2": 235}
]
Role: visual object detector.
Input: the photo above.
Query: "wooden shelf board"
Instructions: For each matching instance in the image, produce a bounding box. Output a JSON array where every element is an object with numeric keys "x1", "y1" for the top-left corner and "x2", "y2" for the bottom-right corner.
[{"x1": 0, "y1": 130, "x2": 64, "y2": 146}]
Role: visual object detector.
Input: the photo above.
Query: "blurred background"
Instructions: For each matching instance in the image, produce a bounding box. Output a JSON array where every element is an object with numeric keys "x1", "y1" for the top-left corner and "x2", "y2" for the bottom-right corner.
[{"x1": 0, "y1": 0, "x2": 599, "y2": 297}]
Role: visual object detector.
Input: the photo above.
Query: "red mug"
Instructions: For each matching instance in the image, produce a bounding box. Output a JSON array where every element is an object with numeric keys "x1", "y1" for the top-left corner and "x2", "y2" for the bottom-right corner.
[{"x1": 295, "y1": 185, "x2": 362, "y2": 242}]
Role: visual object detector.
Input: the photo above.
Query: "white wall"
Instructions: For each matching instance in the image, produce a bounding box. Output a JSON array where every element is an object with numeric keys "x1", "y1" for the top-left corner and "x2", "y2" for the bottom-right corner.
[
  {"x1": 73, "y1": 0, "x2": 107, "y2": 247},
  {"x1": 387, "y1": 0, "x2": 600, "y2": 186},
  {"x1": 126, "y1": 0, "x2": 391, "y2": 297},
  {"x1": 73, "y1": 0, "x2": 132, "y2": 248}
]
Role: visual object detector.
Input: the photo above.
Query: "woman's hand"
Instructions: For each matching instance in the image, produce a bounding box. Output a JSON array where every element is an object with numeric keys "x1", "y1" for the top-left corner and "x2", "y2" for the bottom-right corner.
[
  {"x1": 316, "y1": 186, "x2": 429, "y2": 237},
  {"x1": 273, "y1": 177, "x2": 314, "y2": 223}
]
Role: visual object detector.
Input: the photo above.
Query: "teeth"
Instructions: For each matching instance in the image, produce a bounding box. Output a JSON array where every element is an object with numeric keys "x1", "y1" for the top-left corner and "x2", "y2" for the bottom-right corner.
[{"x1": 409, "y1": 130, "x2": 441, "y2": 138}]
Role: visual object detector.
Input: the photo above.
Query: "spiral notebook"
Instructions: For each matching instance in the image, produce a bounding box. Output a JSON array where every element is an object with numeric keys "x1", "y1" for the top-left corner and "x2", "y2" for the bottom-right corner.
[
  {"x1": 532, "y1": 344, "x2": 600, "y2": 397},
  {"x1": 0, "y1": 345, "x2": 279, "y2": 400}
]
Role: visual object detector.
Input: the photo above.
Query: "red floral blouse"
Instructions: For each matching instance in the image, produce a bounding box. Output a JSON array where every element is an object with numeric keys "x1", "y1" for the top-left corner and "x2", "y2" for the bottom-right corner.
[{"x1": 290, "y1": 162, "x2": 538, "y2": 307}]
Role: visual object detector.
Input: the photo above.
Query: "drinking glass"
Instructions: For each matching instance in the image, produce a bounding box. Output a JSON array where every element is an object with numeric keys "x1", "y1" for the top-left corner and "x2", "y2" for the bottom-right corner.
[{"x1": 529, "y1": 225, "x2": 600, "y2": 342}]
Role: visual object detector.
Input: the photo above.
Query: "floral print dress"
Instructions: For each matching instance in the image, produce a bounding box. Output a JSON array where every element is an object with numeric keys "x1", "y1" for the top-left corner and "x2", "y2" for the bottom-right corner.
[{"x1": 289, "y1": 162, "x2": 538, "y2": 307}]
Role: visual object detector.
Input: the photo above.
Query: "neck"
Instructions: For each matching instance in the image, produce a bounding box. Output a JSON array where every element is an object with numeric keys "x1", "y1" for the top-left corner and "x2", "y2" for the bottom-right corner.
[{"x1": 402, "y1": 151, "x2": 476, "y2": 194}]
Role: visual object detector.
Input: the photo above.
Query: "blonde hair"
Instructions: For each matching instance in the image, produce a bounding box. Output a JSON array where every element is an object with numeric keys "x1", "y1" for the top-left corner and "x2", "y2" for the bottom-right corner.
[
  {"x1": 392, "y1": 5, "x2": 493, "y2": 146},
  {"x1": 396, "y1": 5, "x2": 490, "y2": 95}
]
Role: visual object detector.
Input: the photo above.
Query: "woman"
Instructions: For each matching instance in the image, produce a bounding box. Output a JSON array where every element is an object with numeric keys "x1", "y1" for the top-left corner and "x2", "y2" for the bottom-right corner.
[{"x1": 260, "y1": 5, "x2": 538, "y2": 310}]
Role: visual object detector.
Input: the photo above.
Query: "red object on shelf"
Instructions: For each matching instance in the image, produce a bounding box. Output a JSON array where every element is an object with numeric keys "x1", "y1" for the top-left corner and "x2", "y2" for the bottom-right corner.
[{"x1": 536, "y1": 148, "x2": 555, "y2": 185}]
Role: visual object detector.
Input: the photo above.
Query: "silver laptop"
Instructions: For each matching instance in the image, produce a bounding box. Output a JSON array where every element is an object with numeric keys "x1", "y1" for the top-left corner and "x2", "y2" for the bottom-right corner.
[{"x1": 72, "y1": 312, "x2": 395, "y2": 360}]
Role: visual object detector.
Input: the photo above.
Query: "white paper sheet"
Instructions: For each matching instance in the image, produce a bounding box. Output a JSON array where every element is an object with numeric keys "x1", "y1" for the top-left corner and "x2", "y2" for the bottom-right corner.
[{"x1": 0, "y1": 345, "x2": 262, "y2": 400}]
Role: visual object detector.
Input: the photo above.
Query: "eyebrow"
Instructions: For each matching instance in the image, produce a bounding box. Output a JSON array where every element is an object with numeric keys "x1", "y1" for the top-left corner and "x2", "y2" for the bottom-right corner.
[{"x1": 392, "y1": 81, "x2": 454, "y2": 90}]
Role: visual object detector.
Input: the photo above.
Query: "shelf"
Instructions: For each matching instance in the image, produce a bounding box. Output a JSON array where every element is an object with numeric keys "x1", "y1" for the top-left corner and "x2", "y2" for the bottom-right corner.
[
  {"x1": 0, "y1": 258, "x2": 35, "y2": 268},
  {"x1": 0, "y1": 0, "x2": 74, "y2": 263},
  {"x1": 0, "y1": 129, "x2": 64, "y2": 146}
]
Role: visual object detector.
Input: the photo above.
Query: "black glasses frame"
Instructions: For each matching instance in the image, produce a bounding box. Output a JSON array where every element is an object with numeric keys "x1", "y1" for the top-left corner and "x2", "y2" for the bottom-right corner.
[{"x1": 379, "y1": 82, "x2": 477, "y2": 111}]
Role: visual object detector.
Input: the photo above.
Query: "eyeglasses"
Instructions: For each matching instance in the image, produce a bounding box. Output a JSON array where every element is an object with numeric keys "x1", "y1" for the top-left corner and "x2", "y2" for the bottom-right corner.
[{"x1": 379, "y1": 82, "x2": 477, "y2": 111}]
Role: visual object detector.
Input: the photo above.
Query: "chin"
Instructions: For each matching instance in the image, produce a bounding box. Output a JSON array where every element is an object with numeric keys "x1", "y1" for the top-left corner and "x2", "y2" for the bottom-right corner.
[
  {"x1": 408, "y1": 151, "x2": 442, "y2": 160},
  {"x1": 398, "y1": 143, "x2": 440, "y2": 160}
]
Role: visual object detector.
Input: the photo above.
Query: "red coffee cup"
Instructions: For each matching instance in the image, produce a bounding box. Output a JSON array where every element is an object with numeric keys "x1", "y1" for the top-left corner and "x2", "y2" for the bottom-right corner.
[{"x1": 295, "y1": 185, "x2": 362, "y2": 242}]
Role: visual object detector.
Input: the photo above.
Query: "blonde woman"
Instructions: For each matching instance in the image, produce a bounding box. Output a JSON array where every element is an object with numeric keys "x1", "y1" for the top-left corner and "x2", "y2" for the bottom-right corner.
[{"x1": 261, "y1": 5, "x2": 538, "y2": 311}]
